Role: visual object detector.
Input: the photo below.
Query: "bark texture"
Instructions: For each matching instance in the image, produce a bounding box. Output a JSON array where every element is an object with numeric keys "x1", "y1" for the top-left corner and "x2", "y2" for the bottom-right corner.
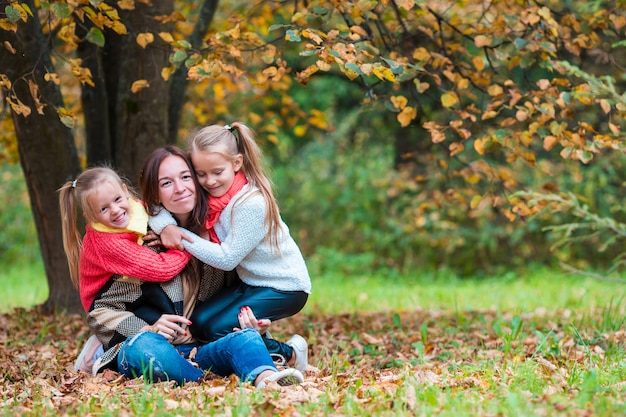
[{"x1": 0, "y1": 0, "x2": 82, "y2": 313}]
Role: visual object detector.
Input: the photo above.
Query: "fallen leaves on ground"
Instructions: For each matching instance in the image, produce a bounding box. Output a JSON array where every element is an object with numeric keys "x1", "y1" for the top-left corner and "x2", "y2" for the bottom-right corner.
[{"x1": 0, "y1": 306, "x2": 624, "y2": 415}]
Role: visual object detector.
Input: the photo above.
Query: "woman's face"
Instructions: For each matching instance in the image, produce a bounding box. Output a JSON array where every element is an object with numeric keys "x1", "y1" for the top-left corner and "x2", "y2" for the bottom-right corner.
[{"x1": 157, "y1": 155, "x2": 197, "y2": 224}]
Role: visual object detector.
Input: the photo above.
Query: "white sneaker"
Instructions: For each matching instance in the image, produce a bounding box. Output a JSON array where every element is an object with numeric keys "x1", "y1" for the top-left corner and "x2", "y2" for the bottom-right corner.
[
  {"x1": 256, "y1": 368, "x2": 304, "y2": 390},
  {"x1": 286, "y1": 334, "x2": 308, "y2": 372},
  {"x1": 74, "y1": 334, "x2": 104, "y2": 374}
]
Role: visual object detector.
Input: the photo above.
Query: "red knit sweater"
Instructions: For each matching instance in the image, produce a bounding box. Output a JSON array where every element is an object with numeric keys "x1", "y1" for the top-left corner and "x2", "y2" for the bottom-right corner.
[{"x1": 79, "y1": 224, "x2": 192, "y2": 312}]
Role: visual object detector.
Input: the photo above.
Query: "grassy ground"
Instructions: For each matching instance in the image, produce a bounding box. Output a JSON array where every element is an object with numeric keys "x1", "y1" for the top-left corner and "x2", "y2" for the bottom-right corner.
[
  {"x1": 2, "y1": 260, "x2": 625, "y2": 315},
  {"x1": 0, "y1": 262, "x2": 48, "y2": 312},
  {"x1": 2, "y1": 262, "x2": 626, "y2": 416},
  {"x1": 309, "y1": 268, "x2": 625, "y2": 315}
]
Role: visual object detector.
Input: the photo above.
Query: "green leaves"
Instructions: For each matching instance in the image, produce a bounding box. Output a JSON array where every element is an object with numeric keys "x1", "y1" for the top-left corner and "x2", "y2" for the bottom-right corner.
[
  {"x1": 169, "y1": 50, "x2": 187, "y2": 66},
  {"x1": 5, "y1": 5, "x2": 22, "y2": 22},
  {"x1": 285, "y1": 29, "x2": 301, "y2": 42},
  {"x1": 85, "y1": 27, "x2": 104, "y2": 47},
  {"x1": 51, "y1": 3, "x2": 71, "y2": 20}
]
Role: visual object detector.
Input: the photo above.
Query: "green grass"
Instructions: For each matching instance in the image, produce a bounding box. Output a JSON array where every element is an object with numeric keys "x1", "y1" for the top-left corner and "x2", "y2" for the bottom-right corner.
[
  {"x1": 3, "y1": 257, "x2": 625, "y2": 317},
  {"x1": 304, "y1": 265, "x2": 625, "y2": 315},
  {"x1": 0, "y1": 261, "x2": 48, "y2": 312}
]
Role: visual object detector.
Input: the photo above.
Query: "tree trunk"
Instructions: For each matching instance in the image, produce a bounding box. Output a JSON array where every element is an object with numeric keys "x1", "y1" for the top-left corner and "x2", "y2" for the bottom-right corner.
[
  {"x1": 109, "y1": 1, "x2": 175, "y2": 183},
  {"x1": 77, "y1": 28, "x2": 113, "y2": 165},
  {"x1": 0, "y1": 0, "x2": 83, "y2": 313}
]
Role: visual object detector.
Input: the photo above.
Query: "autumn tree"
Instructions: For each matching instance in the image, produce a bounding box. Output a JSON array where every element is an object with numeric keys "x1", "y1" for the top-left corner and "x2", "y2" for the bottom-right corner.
[
  {"x1": 270, "y1": 1, "x2": 626, "y2": 268},
  {"x1": 0, "y1": 0, "x2": 218, "y2": 312},
  {"x1": 1, "y1": 0, "x2": 80, "y2": 313},
  {"x1": 256, "y1": 1, "x2": 626, "y2": 211}
]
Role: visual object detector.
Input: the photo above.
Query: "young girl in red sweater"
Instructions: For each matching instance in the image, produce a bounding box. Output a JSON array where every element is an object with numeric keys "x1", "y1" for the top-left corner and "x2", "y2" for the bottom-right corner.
[{"x1": 58, "y1": 166, "x2": 192, "y2": 312}]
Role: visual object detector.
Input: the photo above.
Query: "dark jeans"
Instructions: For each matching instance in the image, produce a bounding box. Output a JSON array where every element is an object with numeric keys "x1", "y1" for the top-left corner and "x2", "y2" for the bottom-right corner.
[{"x1": 189, "y1": 282, "x2": 308, "y2": 360}]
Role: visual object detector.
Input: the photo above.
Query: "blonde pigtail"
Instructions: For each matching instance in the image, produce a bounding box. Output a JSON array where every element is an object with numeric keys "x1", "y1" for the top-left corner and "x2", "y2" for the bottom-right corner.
[{"x1": 58, "y1": 181, "x2": 82, "y2": 288}]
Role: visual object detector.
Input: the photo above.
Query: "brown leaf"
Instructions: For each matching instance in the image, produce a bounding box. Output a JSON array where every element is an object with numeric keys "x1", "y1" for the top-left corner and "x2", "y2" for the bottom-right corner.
[{"x1": 3, "y1": 40, "x2": 16, "y2": 54}]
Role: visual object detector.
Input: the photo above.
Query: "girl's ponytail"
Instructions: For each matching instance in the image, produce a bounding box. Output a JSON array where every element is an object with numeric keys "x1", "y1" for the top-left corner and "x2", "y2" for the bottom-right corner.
[
  {"x1": 58, "y1": 181, "x2": 82, "y2": 288},
  {"x1": 229, "y1": 122, "x2": 282, "y2": 251}
]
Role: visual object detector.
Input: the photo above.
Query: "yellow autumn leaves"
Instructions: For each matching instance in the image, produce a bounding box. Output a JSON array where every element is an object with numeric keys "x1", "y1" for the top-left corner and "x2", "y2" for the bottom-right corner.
[
  {"x1": 389, "y1": 89, "x2": 459, "y2": 129},
  {"x1": 390, "y1": 96, "x2": 417, "y2": 127},
  {"x1": 132, "y1": 32, "x2": 173, "y2": 92}
]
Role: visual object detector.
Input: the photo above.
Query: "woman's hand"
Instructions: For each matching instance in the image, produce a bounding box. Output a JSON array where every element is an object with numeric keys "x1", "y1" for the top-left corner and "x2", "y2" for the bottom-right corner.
[
  {"x1": 234, "y1": 306, "x2": 271, "y2": 334},
  {"x1": 143, "y1": 230, "x2": 162, "y2": 247},
  {"x1": 150, "y1": 314, "x2": 191, "y2": 341}
]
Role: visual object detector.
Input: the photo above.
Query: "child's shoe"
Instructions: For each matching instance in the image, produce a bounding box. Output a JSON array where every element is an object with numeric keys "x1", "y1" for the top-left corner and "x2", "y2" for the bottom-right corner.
[
  {"x1": 256, "y1": 368, "x2": 304, "y2": 390},
  {"x1": 286, "y1": 334, "x2": 308, "y2": 372},
  {"x1": 74, "y1": 334, "x2": 104, "y2": 374}
]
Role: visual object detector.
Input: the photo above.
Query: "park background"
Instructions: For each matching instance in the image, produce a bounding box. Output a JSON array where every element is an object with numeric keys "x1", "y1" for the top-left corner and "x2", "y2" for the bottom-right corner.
[{"x1": 1, "y1": 0, "x2": 626, "y2": 415}]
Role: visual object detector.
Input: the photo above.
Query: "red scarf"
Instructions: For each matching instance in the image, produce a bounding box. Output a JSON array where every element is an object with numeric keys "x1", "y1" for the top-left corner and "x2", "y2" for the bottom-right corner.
[{"x1": 205, "y1": 171, "x2": 248, "y2": 243}]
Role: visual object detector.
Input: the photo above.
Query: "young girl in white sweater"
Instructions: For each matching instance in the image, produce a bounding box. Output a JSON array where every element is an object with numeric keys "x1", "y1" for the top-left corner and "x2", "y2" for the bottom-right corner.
[{"x1": 149, "y1": 122, "x2": 311, "y2": 372}]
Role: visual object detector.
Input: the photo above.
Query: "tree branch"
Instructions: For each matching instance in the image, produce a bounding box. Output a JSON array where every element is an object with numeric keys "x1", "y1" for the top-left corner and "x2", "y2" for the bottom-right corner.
[{"x1": 559, "y1": 262, "x2": 626, "y2": 284}]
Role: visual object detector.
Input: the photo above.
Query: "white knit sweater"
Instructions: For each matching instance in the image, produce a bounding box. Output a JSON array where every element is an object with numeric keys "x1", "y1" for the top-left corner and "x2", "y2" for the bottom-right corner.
[{"x1": 149, "y1": 184, "x2": 311, "y2": 294}]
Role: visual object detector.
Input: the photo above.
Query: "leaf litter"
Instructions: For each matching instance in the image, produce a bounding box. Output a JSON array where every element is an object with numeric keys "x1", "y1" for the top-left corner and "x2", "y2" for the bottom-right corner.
[{"x1": 1, "y1": 306, "x2": 625, "y2": 415}]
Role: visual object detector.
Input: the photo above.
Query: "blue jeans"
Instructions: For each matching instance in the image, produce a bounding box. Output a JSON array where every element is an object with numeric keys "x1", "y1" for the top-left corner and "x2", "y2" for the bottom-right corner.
[{"x1": 117, "y1": 328, "x2": 276, "y2": 385}]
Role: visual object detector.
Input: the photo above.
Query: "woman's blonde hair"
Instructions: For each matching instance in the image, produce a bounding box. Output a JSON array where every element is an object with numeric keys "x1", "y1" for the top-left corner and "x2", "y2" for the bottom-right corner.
[
  {"x1": 58, "y1": 166, "x2": 136, "y2": 287},
  {"x1": 187, "y1": 122, "x2": 282, "y2": 250}
]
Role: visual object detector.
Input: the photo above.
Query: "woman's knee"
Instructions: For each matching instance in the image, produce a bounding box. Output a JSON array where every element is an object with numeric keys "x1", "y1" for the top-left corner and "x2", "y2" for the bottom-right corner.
[
  {"x1": 119, "y1": 331, "x2": 170, "y2": 362},
  {"x1": 118, "y1": 332, "x2": 176, "y2": 382},
  {"x1": 225, "y1": 328, "x2": 265, "y2": 349},
  {"x1": 125, "y1": 331, "x2": 164, "y2": 349}
]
